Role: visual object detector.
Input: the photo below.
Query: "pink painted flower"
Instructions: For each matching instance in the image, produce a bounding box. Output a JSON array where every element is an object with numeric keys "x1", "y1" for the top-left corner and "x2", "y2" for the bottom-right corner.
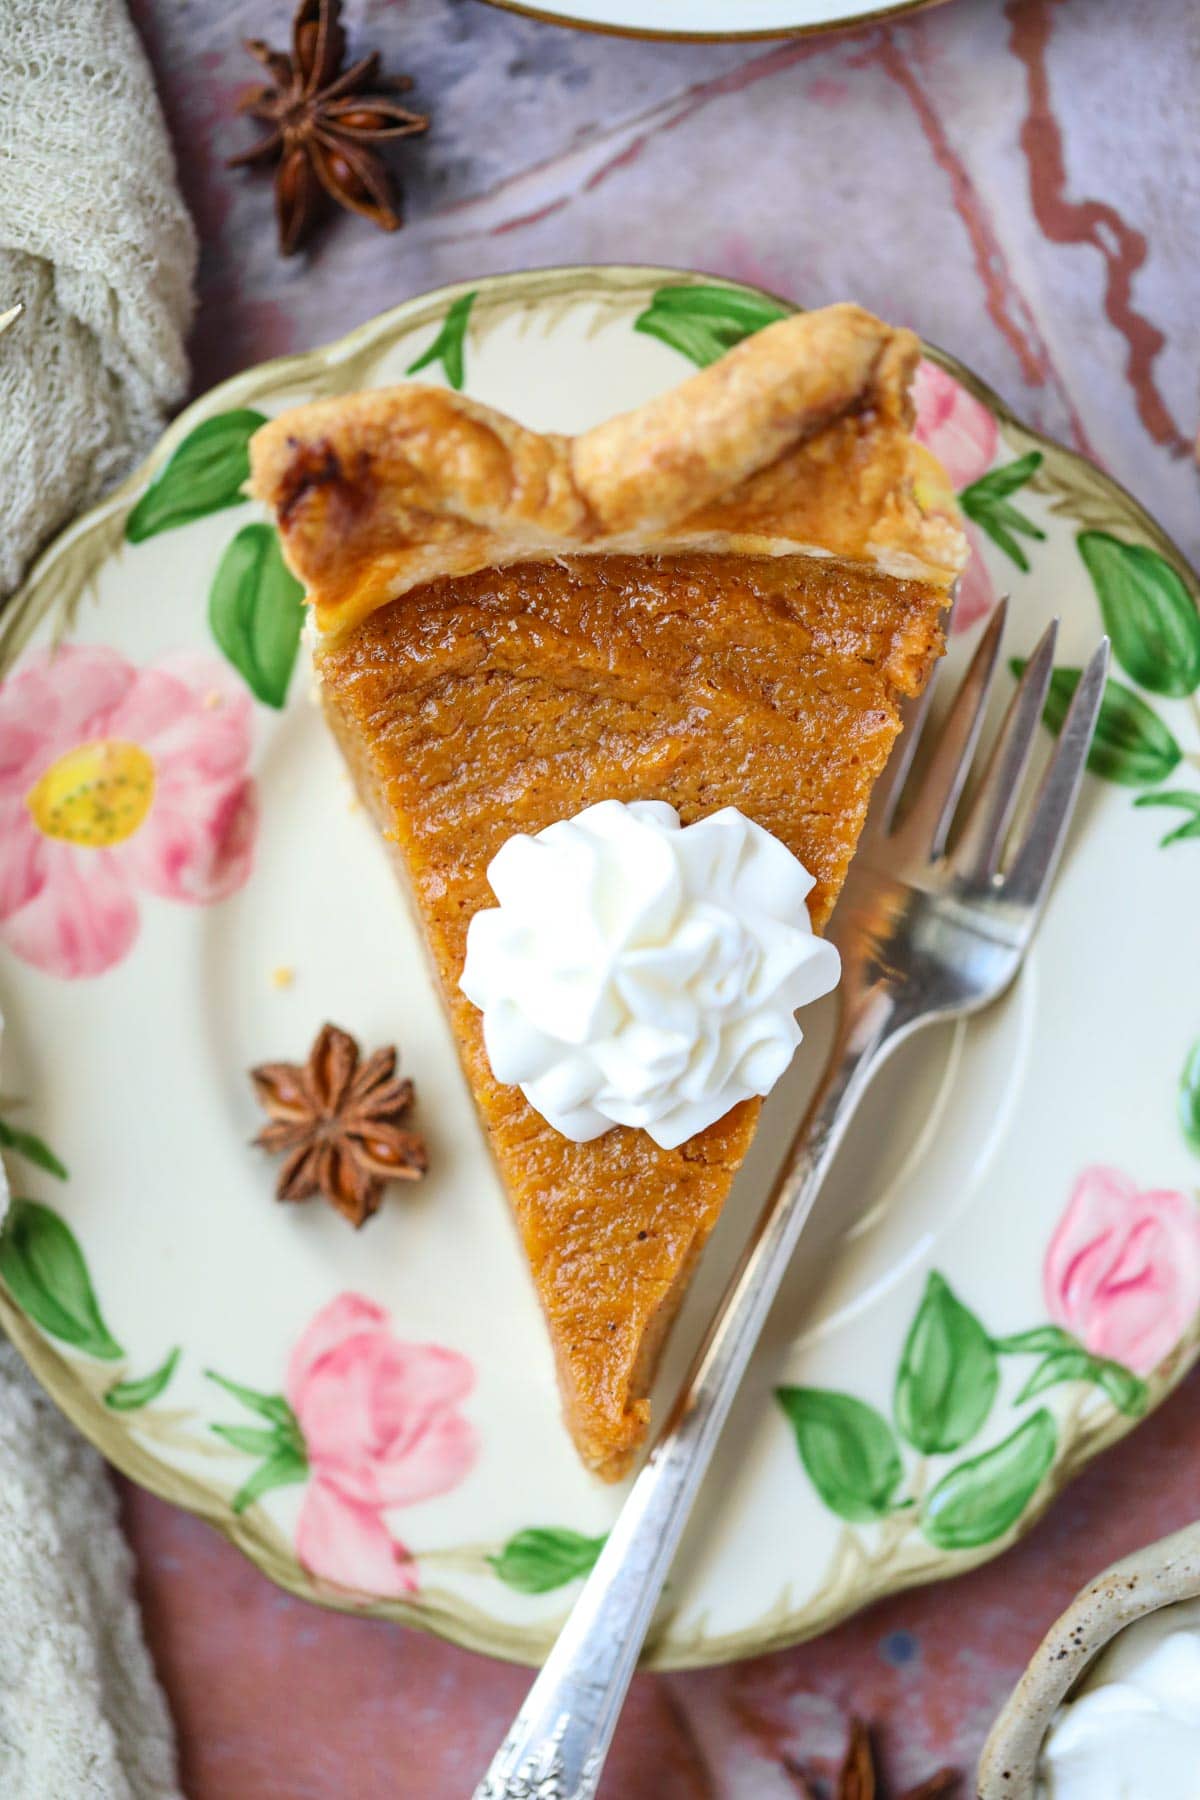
[
  {"x1": 287, "y1": 1294, "x2": 478, "y2": 1598},
  {"x1": 954, "y1": 522, "x2": 999, "y2": 634},
  {"x1": 1045, "y1": 1167, "x2": 1200, "y2": 1376},
  {"x1": 912, "y1": 359, "x2": 1000, "y2": 635},
  {"x1": 0, "y1": 645, "x2": 257, "y2": 980},
  {"x1": 912, "y1": 359, "x2": 999, "y2": 490}
]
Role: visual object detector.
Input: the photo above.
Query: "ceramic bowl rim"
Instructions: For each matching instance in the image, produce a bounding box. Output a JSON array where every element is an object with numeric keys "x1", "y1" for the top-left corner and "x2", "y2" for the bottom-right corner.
[{"x1": 978, "y1": 1519, "x2": 1200, "y2": 1796}]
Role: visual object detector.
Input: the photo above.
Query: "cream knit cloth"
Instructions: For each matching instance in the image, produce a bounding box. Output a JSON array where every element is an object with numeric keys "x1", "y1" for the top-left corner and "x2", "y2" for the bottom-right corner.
[
  {"x1": 0, "y1": 1186, "x2": 182, "y2": 1799},
  {"x1": 0, "y1": 0, "x2": 195, "y2": 597},
  {"x1": 0, "y1": 2, "x2": 194, "y2": 1794}
]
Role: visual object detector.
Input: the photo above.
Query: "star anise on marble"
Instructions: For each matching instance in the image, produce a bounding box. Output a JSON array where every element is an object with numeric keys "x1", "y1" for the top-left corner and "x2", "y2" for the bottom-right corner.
[
  {"x1": 227, "y1": 0, "x2": 429, "y2": 255},
  {"x1": 785, "y1": 1719, "x2": 960, "y2": 1800},
  {"x1": 250, "y1": 1023, "x2": 427, "y2": 1227}
]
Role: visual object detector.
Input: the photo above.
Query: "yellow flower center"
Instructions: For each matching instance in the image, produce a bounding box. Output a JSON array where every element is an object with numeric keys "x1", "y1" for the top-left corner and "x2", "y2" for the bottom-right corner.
[
  {"x1": 911, "y1": 444, "x2": 958, "y2": 517},
  {"x1": 26, "y1": 739, "x2": 156, "y2": 848}
]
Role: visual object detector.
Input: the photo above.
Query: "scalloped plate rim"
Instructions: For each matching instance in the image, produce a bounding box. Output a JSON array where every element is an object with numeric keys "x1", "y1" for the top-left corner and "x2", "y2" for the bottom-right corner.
[{"x1": 1, "y1": 262, "x2": 1197, "y2": 1672}]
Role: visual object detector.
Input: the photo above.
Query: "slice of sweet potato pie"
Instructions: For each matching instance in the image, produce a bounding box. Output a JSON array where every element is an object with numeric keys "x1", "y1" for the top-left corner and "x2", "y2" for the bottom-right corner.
[{"x1": 249, "y1": 303, "x2": 966, "y2": 1478}]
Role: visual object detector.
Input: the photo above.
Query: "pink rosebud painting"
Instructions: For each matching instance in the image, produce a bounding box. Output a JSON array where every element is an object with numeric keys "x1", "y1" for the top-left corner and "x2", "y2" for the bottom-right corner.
[
  {"x1": 0, "y1": 645, "x2": 257, "y2": 980},
  {"x1": 287, "y1": 1294, "x2": 478, "y2": 1598},
  {"x1": 912, "y1": 358, "x2": 1000, "y2": 634},
  {"x1": 1045, "y1": 1167, "x2": 1200, "y2": 1376},
  {"x1": 911, "y1": 359, "x2": 999, "y2": 489}
]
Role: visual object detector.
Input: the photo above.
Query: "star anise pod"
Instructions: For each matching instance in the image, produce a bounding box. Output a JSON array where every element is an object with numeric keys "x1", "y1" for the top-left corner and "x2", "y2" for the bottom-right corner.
[
  {"x1": 228, "y1": 0, "x2": 429, "y2": 255},
  {"x1": 250, "y1": 1023, "x2": 427, "y2": 1227},
  {"x1": 785, "y1": 1719, "x2": 960, "y2": 1800}
]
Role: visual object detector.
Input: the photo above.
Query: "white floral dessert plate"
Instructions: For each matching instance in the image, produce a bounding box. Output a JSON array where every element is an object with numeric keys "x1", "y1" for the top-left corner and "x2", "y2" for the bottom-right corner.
[
  {"x1": 2, "y1": 266, "x2": 1199, "y2": 1671},
  {"x1": 479, "y1": 0, "x2": 949, "y2": 43}
]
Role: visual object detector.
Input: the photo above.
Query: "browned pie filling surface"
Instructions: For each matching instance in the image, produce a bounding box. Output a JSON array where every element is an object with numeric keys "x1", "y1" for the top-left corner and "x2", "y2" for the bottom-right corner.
[{"x1": 319, "y1": 550, "x2": 944, "y2": 1477}]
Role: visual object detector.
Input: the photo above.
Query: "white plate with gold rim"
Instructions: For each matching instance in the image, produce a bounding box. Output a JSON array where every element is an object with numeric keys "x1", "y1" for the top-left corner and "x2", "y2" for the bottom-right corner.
[
  {"x1": 477, "y1": 0, "x2": 950, "y2": 43},
  {"x1": 2, "y1": 265, "x2": 1199, "y2": 1669}
]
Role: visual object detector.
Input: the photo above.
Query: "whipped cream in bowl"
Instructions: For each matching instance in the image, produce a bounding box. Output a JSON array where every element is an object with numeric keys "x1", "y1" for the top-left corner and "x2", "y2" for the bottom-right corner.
[
  {"x1": 1037, "y1": 1599, "x2": 1200, "y2": 1800},
  {"x1": 459, "y1": 799, "x2": 841, "y2": 1151}
]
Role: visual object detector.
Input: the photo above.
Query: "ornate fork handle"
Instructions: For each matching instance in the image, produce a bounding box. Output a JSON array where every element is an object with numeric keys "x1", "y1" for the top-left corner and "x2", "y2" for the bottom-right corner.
[{"x1": 474, "y1": 982, "x2": 907, "y2": 1800}]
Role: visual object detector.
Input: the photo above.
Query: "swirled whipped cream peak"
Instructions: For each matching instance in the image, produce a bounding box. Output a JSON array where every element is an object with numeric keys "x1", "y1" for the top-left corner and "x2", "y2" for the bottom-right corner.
[
  {"x1": 459, "y1": 800, "x2": 841, "y2": 1151},
  {"x1": 1037, "y1": 1598, "x2": 1200, "y2": 1800}
]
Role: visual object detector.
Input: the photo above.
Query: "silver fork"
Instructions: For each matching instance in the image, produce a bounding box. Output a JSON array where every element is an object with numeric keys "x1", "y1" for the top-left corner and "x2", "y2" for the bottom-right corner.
[{"x1": 474, "y1": 603, "x2": 1110, "y2": 1800}]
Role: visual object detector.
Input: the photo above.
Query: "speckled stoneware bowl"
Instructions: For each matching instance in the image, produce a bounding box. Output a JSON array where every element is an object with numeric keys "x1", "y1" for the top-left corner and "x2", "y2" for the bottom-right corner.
[{"x1": 977, "y1": 1519, "x2": 1200, "y2": 1797}]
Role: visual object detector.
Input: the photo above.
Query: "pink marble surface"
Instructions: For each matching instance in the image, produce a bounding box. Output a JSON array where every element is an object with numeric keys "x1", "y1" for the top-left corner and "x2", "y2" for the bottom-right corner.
[{"x1": 118, "y1": 0, "x2": 1200, "y2": 1793}]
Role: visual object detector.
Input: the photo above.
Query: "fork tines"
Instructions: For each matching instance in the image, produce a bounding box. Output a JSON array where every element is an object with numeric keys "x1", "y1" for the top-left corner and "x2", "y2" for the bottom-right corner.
[
  {"x1": 873, "y1": 599, "x2": 1109, "y2": 899},
  {"x1": 1003, "y1": 636, "x2": 1109, "y2": 904}
]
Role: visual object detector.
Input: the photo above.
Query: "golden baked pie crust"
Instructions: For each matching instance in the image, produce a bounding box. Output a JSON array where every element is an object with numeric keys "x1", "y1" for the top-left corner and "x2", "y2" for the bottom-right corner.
[{"x1": 249, "y1": 304, "x2": 965, "y2": 641}]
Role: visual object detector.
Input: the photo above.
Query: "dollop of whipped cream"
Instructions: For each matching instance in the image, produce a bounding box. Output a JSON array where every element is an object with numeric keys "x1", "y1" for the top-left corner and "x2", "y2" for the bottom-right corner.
[
  {"x1": 459, "y1": 800, "x2": 840, "y2": 1150},
  {"x1": 1037, "y1": 1598, "x2": 1200, "y2": 1800}
]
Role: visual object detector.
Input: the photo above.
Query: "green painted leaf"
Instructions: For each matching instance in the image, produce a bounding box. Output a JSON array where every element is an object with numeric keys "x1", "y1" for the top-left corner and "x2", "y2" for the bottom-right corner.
[
  {"x1": 960, "y1": 451, "x2": 1044, "y2": 503},
  {"x1": 405, "y1": 290, "x2": 477, "y2": 391},
  {"x1": 1015, "y1": 1347, "x2": 1095, "y2": 1403},
  {"x1": 105, "y1": 1346, "x2": 181, "y2": 1411},
  {"x1": 125, "y1": 410, "x2": 266, "y2": 542},
  {"x1": 960, "y1": 454, "x2": 1046, "y2": 571},
  {"x1": 1078, "y1": 531, "x2": 1200, "y2": 698},
  {"x1": 0, "y1": 1199, "x2": 122, "y2": 1359},
  {"x1": 0, "y1": 1117, "x2": 67, "y2": 1180},
  {"x1": 1016, "y1": 1348, "x2": 1147, "y2": 1417},
  {"x1": 205, "y1": 1370, "x2": 308, "y2": 1512},
  {"x1": 231, "y1": 1444, "x2": 308, "y2": 1515},
  {"x1": 992, "y1": 1325, "x2": 1079, "y2": 1356},
  {"x1": 921, "y1": 1409, "x2": 1057, "y2": 1550},
  {"x1": 1133, "y1": 791, "x2": 1200, "y2": 847},
  {"x1": 488, "y1": 1528, "x2": 608, "y2": 1594},
  {"x1": 776, "y1": 1387, "x2": 903, "y2": 1523},
  {"x1": 212, "y1": 1423, "x2": 282, "y2": 1456},
  {"x1": 634, "y1": 283, "x2": 791, "y2": 369},
  {"x1": 894, "y1": 1272, "x2": 998, "y2": 1454},
  {"x1": 1095, "y1": 1361, "x2": 1150, "y2": 1416},
  {"x1": 208, "y1": 523, "x2": 305, "y2": 708},
  {"x1": 1180, "y1": 1040, "x2": 1200, "y2": 1155},
  {"x1": 967, "y1": 504, "x2": 1044, "y2": 571},
  {"x1": 205, "y1": 1370, "x2": 299, "y2": 1433},
  {"x1": 1011, "y1": 659, "x2": 1182, "y2": 787}
]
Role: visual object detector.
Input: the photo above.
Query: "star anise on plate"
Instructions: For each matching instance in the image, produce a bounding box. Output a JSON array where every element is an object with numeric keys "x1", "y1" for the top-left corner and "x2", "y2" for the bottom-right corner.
[
  {"x1": 785, "y1": 1719, "x2": 960, "y2": 1800},
  {"x1": 250, "y1": 1023, "x2": 427, "y2": 1227},
  {"x1": 228, "y1": 0, "x2": 429, "y2": 255}
]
